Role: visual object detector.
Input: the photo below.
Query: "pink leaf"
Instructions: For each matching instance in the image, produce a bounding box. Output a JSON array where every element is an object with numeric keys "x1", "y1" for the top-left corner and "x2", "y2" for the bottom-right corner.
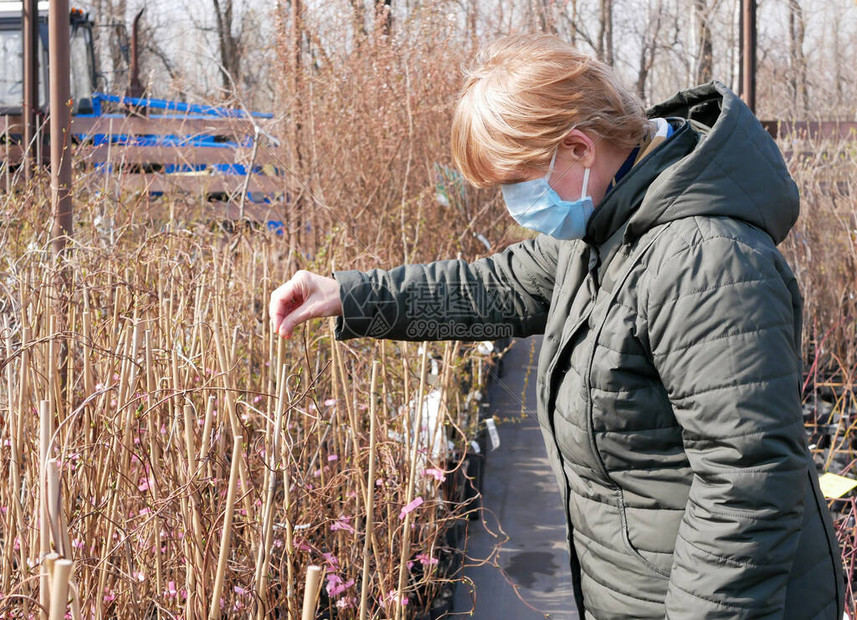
[
  {"x1": 399, "y1": 497, "x2": 424, "y2": 520},
  {"x1": 423, "y1": 468, "x2": 446, "y2": 482},
  {"x1": 330, "y1": 516, "x2": 355, "y2": 533}
]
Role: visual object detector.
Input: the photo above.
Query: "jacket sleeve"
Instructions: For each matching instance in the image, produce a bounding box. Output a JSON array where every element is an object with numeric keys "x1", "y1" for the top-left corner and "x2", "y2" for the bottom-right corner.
[
  {"x1": 646, "y1": 231, "x2": 809, "y2": 619},
  {"x1": 333, "y1": 234, "x2": 562, "y2": 341}
]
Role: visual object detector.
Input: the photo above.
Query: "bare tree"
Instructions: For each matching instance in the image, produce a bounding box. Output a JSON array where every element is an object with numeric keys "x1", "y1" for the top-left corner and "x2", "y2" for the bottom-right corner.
[
  {"x1": 90, "y1": 0, "x2": 129, "y2": 92},
  {"x1": 598, "y1": 0, "x2": 614, "y2": 65},
  {"x1": 466, "y1": 0, "x2": 478, "y2": 51},
  {"x1": 567, "y1": 0, "x2": 579, "y2": 47},
  {"x1": 211, "y1": 0, "x2": 243, "y2": 97},
  {"x1": 350, "y1": 0, "x2": 367, "y2": 42},
  {"x1": 636, "y1": 0, "x2": 666, "y2": 99},
  {"x1": 788, "y1": 0, "x2": 808, "y2": 113},
  {"x1": 535, "y1": 0, "x2": 557, "y2": 34},
  {"x1": 694, "y1": 0, "x2": 713, "y2": 83},
  {"x1": 376, "y1": 0, "x2": 392, "y2": 38},
  {"x1": 560, "y1": 0, "x2": 598, "y2": 53}
]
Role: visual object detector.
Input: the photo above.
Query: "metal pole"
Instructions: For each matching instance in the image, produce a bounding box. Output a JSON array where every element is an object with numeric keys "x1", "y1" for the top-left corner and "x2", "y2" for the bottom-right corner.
[
  {"x1": 22, "y1": 0, "x2": 38, "y2": 178},
  {"x1": 126, "y1": 8, "x2": 145, "y2": 99},
  {"x1": 50, "y1": 0, "x2": 72, "y2": 258},
  {"x1": 741, "y1": 0, "x2": 756, "y2": 113}
]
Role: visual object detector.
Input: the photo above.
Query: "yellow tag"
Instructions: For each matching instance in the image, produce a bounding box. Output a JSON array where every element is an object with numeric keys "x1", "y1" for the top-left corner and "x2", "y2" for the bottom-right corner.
[{"x1": 818, "y1": 473, "x2": 857, "y2": 499}]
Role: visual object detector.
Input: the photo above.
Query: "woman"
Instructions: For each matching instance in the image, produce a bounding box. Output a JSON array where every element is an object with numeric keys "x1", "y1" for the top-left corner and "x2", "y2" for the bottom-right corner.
[{"x1": 269, "y1": 35, "x2": 843, "y2": 618}]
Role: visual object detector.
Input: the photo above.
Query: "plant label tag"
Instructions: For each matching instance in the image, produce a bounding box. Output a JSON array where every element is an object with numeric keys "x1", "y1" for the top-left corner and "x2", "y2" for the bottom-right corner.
[
  {"x1": 470, "y1": 440, "x2": 481, "y2": 454},
  {"x1": 819, "y1": 472, "x2": 857, "y2": 499},
  {"x1": 485, "y1": 417, "x2": 500, "y2": 451}
]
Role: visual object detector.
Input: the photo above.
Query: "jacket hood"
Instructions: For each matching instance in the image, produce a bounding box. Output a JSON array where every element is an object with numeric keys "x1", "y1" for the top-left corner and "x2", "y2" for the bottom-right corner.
[{"x1": 585, "y1": 81, "x2": 799, "y2": 246}]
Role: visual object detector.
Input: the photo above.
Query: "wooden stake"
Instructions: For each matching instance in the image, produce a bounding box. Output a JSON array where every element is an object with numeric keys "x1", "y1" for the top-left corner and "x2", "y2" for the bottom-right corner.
[
  {"x1": 254, "y1": 364, "x2": 288, "y2": 617},
  {"x1": 359, "y1": 362, "x2": 380, "y2": 620},
  {"x1": 182, "y1": 402, "x2": 205, "y2": 612},
  {"x1": 213, "y1": 322, "x2": 254, "y2": 521},
  {"x1": 81, "y1": 309, "x2": 94, "y2": 444},
  {"x1": 395, "y1": 346, "x2": 429, "y2": 620},
  {"x1": 45, "y1": 459, "x2": 67, "y2": 558},
  {"x1": 40, "y1": 399, "x2": 53, "y2": 619},
  {"x1": 209, "y1": 434, "x2": 243, "y2": 619},
  {"x1": 48, "y1": 559, "x2": 72, "y2": 620},
  {"x1": 47, "y1": 316, "x2": 57, "y2": 426},
  {"x1": 301, "y1": 565, "x2": 323, "y2": 620},
  {"x1": 2, "y1": 316, "x2": 24, "y2": 592},
  {"x1": 200, "y1": 395, "x2": 217, "y2": 480}
]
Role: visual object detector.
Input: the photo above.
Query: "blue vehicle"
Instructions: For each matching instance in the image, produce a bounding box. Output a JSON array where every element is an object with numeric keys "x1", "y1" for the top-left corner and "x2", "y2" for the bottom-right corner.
[{"x1": 0, "y1": 1, "x2": 285, "y2": 212}]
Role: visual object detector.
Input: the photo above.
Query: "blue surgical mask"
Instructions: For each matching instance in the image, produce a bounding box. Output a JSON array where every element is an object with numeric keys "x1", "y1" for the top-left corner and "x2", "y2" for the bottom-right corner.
[{"x1": 500, "y1": 150, "x2": 594, "y2": 240}]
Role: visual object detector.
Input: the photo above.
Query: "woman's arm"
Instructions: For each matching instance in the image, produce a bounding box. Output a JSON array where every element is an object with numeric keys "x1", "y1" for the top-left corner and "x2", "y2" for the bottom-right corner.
[
  {"x1": 270, "y1": 235, "x2": 562, "y2": 341},
  {"x1": 646, "y1": 227, "x2": 808, "y2": 619}
]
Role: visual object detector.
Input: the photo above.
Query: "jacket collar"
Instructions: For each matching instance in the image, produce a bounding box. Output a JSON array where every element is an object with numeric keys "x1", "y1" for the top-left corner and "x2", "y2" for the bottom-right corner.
[{"x1": 583, "y1": 120, "x2": 697, "y2": 246}]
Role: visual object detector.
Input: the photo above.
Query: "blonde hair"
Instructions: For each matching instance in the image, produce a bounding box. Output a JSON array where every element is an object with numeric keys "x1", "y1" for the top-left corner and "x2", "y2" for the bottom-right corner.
[{"x1": 451, "y1": 34, "x2": 651, "y2": 188}]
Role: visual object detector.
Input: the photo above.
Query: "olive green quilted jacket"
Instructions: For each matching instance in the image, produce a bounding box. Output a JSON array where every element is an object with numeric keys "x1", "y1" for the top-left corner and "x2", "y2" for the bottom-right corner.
[{"x1": 334, "y1": 82, "x2": 844, "y2": 619}]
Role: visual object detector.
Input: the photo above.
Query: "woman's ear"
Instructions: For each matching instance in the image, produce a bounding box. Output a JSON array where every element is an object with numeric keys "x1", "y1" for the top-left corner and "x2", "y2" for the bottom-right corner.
[{"x1": 560, "y1": 129, "x2": 596, "y2": 167}]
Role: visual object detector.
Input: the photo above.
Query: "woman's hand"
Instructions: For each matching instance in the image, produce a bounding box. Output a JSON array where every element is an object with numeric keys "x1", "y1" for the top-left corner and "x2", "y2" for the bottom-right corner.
[{"x1": 269, "y1": 270, "x2": 342, "y2": 338}]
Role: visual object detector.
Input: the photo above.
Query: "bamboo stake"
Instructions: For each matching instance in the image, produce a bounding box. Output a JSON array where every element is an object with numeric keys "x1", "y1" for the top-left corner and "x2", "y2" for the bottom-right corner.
[
  {"x1": 212, "y1": 321, "x2": 254, "y2": 521},
  {"x1": 182, "y1": 402, "x2": 205, "y2": 614},
  {"x1": 44, "y1": 552, "x2": 59, "y2": 587},
  {"x1": 94, "y1": 327, "x2": 133, "y2": 620},
  {"x1": 81, "y1": 309, "x2": 94, "y2": 445},
  {"x1": 276, "y1": 333, "x2": 296, "y2": 619},
  {"x1": 359, "y1": 362, "x2": 380, "y2": 620},
  {"x1": 331, "y1": 332, "x2": 368, "y2": 516},
  {"x1": 254, "y1": 364, "x2": 288, "y2": 618},
  {"x1": 93, "y1": 328, "x2": 127, "y2": 500},
  {"x1": 16, "y1": 328, "x2": 30, "y2": 609},
  {"x1": 68, "y1": 581, "x2": 82, "y2": 620},
  {"x1": 111, "y1": 279, "x2": 121, "y2": 350},
  {"x1": 40, "y1": 399, "x2": 53, "y2": 620},
  {"x1": 65, "y1": 301, "x2": 75, "y2": 414},
  {"x1": 209, "y1": 434, "x2": 243, "y2": 619},
  {"x1": 301, "y1": 565, "x2": 323, "y2": 620},
  {"x1": 46, "y1": 459, "x2": 70, "y2": 558},
  {"x1": 3, "y1": 316, "x2": 24, "y2": 592},
  {"x1": 18, "y1": 326, "x2": 30, "y2": 464},
  {"x1": 118, "y1": 322, "x2": 141, "y2": 473},
  {"x1": 282, "y1": 461, "x2": 296, "y2": 620},
  {"x1": 144, "y1": 332, "x2": 164, "y2": 602},
  {"x1": 47, "y1": 315, "x2": 57, "y2": 428},
  {"x1": 268, "y1": 315, "x2": 277, "y2": 429},
  {"x1": 394, "y1": 346, "x2": 429, "y2": 620},
  {"x1": 49, "y1": 559, "x2": 72, "y2": 620},
  {"x1": 200, "y1": 395, "x2": 217, "y2": 480}
]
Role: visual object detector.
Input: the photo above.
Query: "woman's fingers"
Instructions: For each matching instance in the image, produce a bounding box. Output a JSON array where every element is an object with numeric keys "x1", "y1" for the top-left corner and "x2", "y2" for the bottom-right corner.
[
  {"x1": 269, "y1": 276, "x2": 306, "y2": 335},
  {"x1": 276, "y1": 301, "x2": 315, "y2": 339},
  {"x1": 269, "y1": 271, "x2": 342, "y2": 339}
]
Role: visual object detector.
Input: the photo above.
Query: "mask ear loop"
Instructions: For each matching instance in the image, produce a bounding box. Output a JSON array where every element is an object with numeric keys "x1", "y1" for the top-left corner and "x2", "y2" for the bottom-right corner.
[
  {"x1": 547, "y1": 148, "x2": 559, "y2": 180},
  {"x1": 580, "y1": 167, "x2": 591, "y2": 200}
]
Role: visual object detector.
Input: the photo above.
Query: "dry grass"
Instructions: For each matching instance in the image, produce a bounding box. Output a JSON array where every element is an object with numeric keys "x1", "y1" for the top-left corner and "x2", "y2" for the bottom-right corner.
[{"x1": 0, "y1": 186, "x2": 496, "y2": 618}]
